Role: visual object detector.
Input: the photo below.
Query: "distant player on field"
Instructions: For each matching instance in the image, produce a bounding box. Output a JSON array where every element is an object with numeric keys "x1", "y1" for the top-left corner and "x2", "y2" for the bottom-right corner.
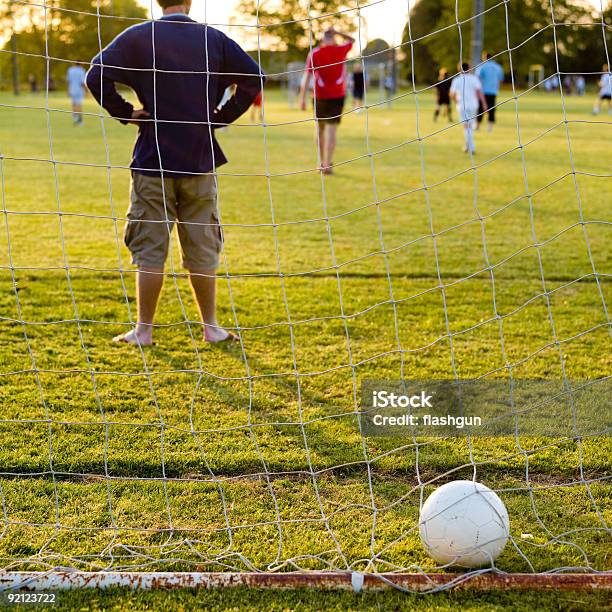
[
  {"x1": 86, "y1": 0, "x2": 263, "y2": 346},
  {"x1": 66, "y1": 63, "x2": 87, "y2": 125},
  {"x1": 352, "y1": 63, "x2": 365, "y2": 110},
  {"x1": 299, "y1": 27, "x2": 355, "y2": 175},
  {"x1": 450, "y1": 62, "x2": 487, "y2": 154},
  {"x1": 593, "y1": 64, "x2": 612, "y2": 115},
  {"x1": 433, "y1": 68, "x2": 452, "y2": 123},
  {"x1": 250, "y1": 91, "x2": 263, "y2": 123},
  {"x1": 475, "y1": 52, "x2": 504, "y2": 132}
]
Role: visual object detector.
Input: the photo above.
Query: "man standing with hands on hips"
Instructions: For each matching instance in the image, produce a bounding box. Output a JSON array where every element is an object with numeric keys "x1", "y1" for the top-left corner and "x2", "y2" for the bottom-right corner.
[{"x1": 87, "y1": 0, "x2": 264, "y2": 346}]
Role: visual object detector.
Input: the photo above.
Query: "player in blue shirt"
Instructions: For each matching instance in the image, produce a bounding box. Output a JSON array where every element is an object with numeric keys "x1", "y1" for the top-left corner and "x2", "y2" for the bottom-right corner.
[
  {"x1": 475, "y1": 52, "x2": 504, "y2": 132},
  {"x1": 87, "y1": 0, "x2": 264, "y2": 346},
  {"x1": 66, "y1": 63, "x2": 87, "y2": 125}
]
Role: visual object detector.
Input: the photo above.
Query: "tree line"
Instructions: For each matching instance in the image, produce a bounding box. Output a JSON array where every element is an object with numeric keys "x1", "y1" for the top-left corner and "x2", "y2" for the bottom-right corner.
[
  {"x1": 237, "y1": 0, "x2": 611, "y2": 84},
  {"x1": 403, "y1": 0, "x2": 612, "y2": 84},
  {"x1": 0, "y1": 0, "x2": 146, "y2": 90},
  {"x1": 1, "y1": 0, "x2": 610, "y2": 91}
]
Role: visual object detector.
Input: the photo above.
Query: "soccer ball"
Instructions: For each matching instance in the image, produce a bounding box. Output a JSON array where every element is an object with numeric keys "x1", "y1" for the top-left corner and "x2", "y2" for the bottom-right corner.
[{"x1": 419, "y1": 480, "x2": 510, "y2": 568}]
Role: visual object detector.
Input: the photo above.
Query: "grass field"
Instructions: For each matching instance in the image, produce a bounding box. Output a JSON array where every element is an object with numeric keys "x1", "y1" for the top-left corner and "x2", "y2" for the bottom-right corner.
[{"x1": 0, "y1": 86, "x2": 610, "y2": 608}]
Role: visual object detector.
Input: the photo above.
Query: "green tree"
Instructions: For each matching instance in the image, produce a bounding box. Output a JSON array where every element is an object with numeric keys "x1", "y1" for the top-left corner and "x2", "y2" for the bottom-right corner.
[
  {"x1": 235, "y1": 0, "x2": 356, "y2": 61},
  {"x1": 572, "y1": 4, "x2": 612, "y2": 74},
  {"x1": 363, "y1": 38, "x2": 393, "y2": 63},
  {"x1": 0, "y1": 0, "x2": 147, "y2": 89},
  {"x1": 401, "y1": 0, "x2": 608, "y2": 85}
]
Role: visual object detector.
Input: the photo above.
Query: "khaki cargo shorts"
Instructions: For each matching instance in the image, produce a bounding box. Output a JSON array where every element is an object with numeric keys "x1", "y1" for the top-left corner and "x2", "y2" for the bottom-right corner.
[{"x1": 125, "y1": 172, "x2": 223, "y2": 270}]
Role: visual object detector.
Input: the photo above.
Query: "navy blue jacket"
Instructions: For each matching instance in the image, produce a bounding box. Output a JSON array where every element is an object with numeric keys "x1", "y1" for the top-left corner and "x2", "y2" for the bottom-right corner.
[{"x1": 86, "y1": 14, "x2": 264, "y2": 176}]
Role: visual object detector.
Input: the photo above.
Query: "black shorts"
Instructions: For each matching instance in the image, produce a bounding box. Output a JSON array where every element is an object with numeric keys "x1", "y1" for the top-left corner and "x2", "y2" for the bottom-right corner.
[
  {"x1": 478, "y1": 93, "x2": 497, "y2": 123},
  {"x1": 314, "y1": 97, "x2": 345, "y2": 124},
  {"x1": 601, "y1": 94, "x2": 612, "y2": 100}
]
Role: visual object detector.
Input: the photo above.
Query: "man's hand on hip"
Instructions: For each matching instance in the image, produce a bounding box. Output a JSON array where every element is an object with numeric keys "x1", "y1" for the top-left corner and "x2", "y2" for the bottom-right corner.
[{"x1": 128, "y1": 109, "x2": 151, "y2": 125}]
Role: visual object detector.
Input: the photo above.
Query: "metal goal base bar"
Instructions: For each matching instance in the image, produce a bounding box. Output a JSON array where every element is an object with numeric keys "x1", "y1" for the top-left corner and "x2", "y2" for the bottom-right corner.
[{"x1": 1, "y1": 572, "x2": 611, "y2": 592}]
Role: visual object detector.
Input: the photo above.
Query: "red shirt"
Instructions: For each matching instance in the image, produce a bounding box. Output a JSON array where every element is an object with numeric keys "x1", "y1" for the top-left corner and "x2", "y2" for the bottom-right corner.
[{"x1": 305, "y1": 42, "x2": 353, "y2": 100}]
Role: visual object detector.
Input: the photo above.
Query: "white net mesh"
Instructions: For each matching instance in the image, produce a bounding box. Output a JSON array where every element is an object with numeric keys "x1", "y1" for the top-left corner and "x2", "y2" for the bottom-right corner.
[{"x1": 0, "y1": 0, "x2": 610, "y2": 592}]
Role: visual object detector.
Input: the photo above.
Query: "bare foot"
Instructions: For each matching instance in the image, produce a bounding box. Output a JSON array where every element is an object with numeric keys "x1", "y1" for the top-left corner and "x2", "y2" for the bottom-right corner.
[
  {"x1": 204, "y1": 324, "x2": 239, "y2": 344},
  {"x1": 113, "y1": 328, "x2": 153, "y2": 346}
]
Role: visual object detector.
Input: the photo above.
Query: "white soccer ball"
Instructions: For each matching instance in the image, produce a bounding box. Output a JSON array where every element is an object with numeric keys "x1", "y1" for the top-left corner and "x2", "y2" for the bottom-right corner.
[{"x1": 419, "y1": 480, "x2": 510, "y2": 568}]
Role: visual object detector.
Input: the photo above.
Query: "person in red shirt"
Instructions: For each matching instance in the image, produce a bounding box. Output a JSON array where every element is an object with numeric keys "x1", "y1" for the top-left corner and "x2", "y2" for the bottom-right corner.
[{"x1": 299, "y1": 28, "x2": 355, "y2": 175}]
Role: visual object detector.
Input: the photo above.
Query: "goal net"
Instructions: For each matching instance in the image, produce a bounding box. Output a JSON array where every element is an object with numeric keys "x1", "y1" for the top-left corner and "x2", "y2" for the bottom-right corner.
[{"x1": 0, "y1": 0, "x2": 610, "y2": 593}]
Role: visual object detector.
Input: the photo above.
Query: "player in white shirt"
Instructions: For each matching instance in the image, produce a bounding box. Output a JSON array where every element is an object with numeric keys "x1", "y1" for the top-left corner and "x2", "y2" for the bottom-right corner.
[
  {"x1": 449, "y1": 62, "x2": 488, "y2": 154},
  {"x1": 593, "y1": 63, "x2": 612, "y2": 115},
  {"x1": 66, "y1": 63, "x2": 87, "y2": 125}
]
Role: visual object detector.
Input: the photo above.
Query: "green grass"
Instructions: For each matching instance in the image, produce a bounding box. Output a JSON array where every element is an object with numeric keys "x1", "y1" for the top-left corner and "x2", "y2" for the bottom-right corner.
[
  {"x1": 0, "y1": 87, "x2": 610, "y2": 608},
  {"x1": 16, "y1": 585, "x2": 611, "y2": 611}
]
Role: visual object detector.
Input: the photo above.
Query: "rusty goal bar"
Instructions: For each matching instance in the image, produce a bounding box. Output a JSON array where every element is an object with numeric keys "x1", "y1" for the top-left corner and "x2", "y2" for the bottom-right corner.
[{"x1": 1, "y1": 572, "x2": 611, "y2": 593}]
